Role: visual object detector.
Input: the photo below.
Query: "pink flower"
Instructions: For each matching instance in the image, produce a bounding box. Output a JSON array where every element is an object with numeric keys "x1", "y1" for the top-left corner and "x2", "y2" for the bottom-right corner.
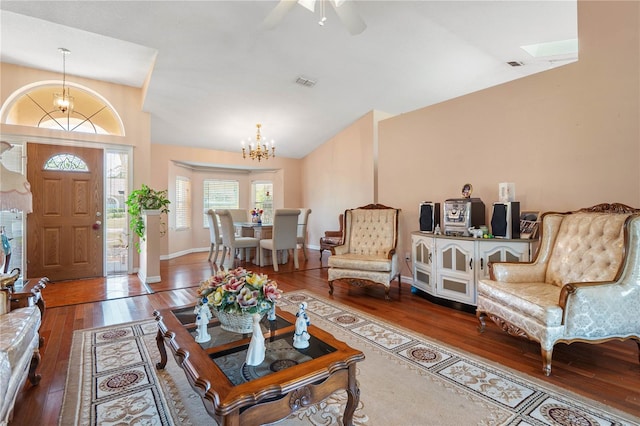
[
  {"x1": 263, "y1": 281, "x2": 282, "y2": 302},
  {"x1": 209, "y1": 271, "x2": 228, "y2": 287},
  {"x1": 223, "y1": 276, "x2": 245, "y2": 293},
  {"x1": 237, "y1": 287, "x2": 259, "y2": 308}
]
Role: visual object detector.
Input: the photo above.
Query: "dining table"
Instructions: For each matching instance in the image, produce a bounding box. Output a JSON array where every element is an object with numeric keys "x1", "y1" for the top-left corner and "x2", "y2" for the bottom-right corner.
[{"x1": 233, "y1": 222, "x2": 279, "y2": 265}]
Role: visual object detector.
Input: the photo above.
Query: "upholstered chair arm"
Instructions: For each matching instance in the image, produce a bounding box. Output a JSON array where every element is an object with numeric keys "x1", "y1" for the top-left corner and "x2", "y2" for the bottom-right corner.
[
  {"x1": 324, "y1": 230, "x2": 342, "y2": 238},
  {"x1": 489, "y1": 214, "x2": 565, "y2": 282},
  {"x1": 333, "y1": 244, "x2": 350, "y2": 255},
  {"x1": 560, "y1": 280, "x2": 639, "y2": 333},
  {"x1": 387, "y1": 248, "x2": 397, "y2": 260},
  {"x1": 0, "y1": 289, "x2": 9, "y2": 315},
  {"x1": 8, "y1": 291, "x2": 35, "y2": 309},
  {"x1": 489, "y1": 261, "x2": 547, "y2": 282},
  {"x1": 561, "y1": 214, "x2": 640, "y2": 330}
]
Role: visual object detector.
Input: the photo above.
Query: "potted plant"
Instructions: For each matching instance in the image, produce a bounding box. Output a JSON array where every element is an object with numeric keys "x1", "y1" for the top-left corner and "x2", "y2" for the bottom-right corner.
[{"x1": 125, "y1": 184, "x2": 170, "y2": 251}]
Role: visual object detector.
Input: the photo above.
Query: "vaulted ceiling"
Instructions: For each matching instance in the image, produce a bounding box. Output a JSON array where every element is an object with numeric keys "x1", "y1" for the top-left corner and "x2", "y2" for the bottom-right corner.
[{"x1": 1, "y1": 1, "x2": 577, "y2": 159}]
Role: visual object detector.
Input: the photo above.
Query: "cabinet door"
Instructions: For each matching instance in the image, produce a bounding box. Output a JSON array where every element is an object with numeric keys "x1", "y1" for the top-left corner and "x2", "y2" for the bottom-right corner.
[
  {"x1": 436, "y1": 239, "x2": 475, "y2": 304},
  {"x1": 475, "y1": 241, "x2": 531, "y2": 281},
  {"x1": 412, "y1": 234, "x2": 435, "y2": 294}
]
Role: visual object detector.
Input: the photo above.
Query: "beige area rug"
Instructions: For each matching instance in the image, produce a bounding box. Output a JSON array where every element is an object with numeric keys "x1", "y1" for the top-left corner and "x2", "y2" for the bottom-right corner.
[{"x1": 59, "y1": 291, "x2": 640, "y2": 426}]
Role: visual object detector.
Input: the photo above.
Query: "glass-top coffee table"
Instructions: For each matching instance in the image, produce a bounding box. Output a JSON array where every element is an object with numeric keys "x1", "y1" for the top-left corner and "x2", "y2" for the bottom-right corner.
[{"x1": 153, "y1": 304, "x2": 364, "y2": 426}]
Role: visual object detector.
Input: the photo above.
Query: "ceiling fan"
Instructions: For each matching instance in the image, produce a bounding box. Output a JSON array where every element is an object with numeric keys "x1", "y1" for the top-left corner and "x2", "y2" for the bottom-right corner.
[{"x1": 263, "y1": 0, "x2": 367, "y2": 36}]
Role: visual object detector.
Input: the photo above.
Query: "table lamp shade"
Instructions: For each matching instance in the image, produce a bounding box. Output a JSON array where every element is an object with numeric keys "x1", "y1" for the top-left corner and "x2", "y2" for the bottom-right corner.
[{"x1": 0, "y1": 164, "x2": 32, "y2": 213}]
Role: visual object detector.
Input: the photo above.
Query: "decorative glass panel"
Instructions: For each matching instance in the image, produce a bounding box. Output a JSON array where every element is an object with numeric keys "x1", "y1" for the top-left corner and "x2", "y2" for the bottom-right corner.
[
  {"x1": 505, "y1": 251, "x2": 520, "y2": 262},
  {"x1": 44, "y1": 154, "x2": 89, "y2": 172},
  {"x1": 416, "y1": 270, "x2": 430, "y2": 285},
  {"x1": 442, "y1": 248, "x2": 453, "y2": 269},
  {"x1": 443, "y1": 279, "x2": 467, "y2": 294},
  {"x1": 455, "y1": 248, "x2": 466, "y2": 272}
]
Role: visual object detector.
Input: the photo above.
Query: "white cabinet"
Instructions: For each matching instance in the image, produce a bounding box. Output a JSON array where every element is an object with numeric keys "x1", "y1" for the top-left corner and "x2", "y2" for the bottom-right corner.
[
  {"x1": 474, "y1": 240, "x2": 530, "y2": 282},
  {"x1": 411, "y1": 232, "x2": 533, "y2": 307},
  {"x1": 436, "y1": 238, "x2": 475, "y2": 305},
  {"x1": 411, "y1": 234, "x2": 435, "y2": 294}
]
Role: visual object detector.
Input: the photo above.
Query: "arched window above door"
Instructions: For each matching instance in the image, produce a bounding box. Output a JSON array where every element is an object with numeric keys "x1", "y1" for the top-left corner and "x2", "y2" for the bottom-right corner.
[
  {"x1": 43, "y1": 154, "x2": 89, "y2": 172},
  {"x1": 1, "y1": 82, "x2": 124, "y2": 136}
]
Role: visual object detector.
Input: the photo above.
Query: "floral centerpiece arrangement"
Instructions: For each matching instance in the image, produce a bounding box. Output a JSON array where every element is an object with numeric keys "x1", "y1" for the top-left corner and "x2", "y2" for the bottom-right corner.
[
  {"x1": 251, "y1": 208, "x2": 264, "y2": 223},
  {"x1": 195, "y1": 267, "x2": 282, "y2": 333}
]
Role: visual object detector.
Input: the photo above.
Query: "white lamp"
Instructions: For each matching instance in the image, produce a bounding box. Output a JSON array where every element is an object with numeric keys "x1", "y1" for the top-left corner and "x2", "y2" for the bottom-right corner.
[{"x1": 0, "y1": 141, "x2": 32, "y2": 214}]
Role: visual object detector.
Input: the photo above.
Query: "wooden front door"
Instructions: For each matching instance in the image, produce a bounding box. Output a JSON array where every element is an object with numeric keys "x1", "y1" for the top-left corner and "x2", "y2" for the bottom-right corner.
[{"x1": 27, "y1": 143, "x2": 104, "y2": 281}]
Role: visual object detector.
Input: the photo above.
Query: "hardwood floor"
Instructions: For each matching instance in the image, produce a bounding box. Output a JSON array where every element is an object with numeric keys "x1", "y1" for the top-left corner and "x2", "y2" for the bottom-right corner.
[{"x1": 11, "y1": 251, "x2": 640, "y2": 424}]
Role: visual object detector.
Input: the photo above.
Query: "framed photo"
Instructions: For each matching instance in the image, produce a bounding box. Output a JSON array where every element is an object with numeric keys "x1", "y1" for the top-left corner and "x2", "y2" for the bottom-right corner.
[{"x1": 520, "y1": 211, "x2": 540, "y2": 239}]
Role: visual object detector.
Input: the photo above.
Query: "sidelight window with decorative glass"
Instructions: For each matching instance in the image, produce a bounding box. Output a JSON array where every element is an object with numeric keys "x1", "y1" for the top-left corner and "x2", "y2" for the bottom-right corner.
[{"x1": 241, "y1": 123, "x2": 275, "y2": 162}]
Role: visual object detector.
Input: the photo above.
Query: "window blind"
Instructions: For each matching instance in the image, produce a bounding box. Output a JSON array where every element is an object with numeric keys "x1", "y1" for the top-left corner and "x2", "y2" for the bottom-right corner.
[
  {"x1": 203, "y1": 180, "x2": 239, "y2": 227},
  {"x1": 175, "y1": 176, "x2": 191, "y2": 229}
]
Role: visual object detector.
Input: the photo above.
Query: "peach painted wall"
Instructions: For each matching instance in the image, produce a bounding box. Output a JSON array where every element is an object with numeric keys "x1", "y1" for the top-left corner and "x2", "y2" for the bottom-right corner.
[
  {"x1": 378, "y1": 0, "x2": 640, "y2": 277},
  {"x1": 150, "y1": 144, "x2": 302, "y2": 257},
  {"x1": 300, "y1": 111, "x2": 391, "y2": 254}
]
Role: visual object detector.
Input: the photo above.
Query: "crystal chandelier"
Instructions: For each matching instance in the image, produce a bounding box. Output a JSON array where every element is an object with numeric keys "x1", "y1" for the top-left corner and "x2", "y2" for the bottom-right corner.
[
  {"x1": 241, "y1": 123, "x2": 275, "y2": 162},
  {"x1": 53, "y1": 48, "x2": 74, "y2": 113}
]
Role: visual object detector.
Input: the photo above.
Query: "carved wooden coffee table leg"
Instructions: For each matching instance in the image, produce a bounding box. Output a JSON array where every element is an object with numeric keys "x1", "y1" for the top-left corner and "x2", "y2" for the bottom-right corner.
[
  {"x1": 343, "y1": 363, "x2": 359, "y2": 426},
  {"x1": 155, "y1": 328, "x2": 168, "y2": 369},
  {"x1": 153, "y1": 310, "x2": 168, "y2": 369}
]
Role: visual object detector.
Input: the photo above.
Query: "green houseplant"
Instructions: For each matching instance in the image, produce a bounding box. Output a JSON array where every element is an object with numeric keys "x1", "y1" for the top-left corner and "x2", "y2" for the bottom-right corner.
[{"x1": 125, "y1": 184, "x2": 171, "y2": 251}]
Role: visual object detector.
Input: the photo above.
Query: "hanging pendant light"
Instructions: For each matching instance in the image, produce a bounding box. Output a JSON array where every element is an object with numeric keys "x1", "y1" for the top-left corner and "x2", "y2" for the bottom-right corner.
[{"x1": 53, "y1": 47, "x2": 74, "y2": 113}]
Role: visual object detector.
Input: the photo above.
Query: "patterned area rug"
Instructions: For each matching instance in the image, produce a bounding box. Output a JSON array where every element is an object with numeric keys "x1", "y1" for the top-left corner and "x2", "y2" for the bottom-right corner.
[{"x1": 59, "y1": 291, "x2": 640, "y2": 425}]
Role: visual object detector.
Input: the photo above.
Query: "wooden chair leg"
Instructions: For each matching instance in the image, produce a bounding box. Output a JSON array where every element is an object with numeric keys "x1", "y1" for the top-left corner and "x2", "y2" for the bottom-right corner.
[
  {"x1": 220, "y1": 246, "x2": 228, "y2": 268},
  {"x1": 212, "y1": 242, "x2": 219, "y2": 264},
  {"x1": 476, "y1": 311, "x2": 487, "y2": 333},
  {"x1": 28, "y1": 349, "x2": 41, "y2": 386},
  {"x1": 541, "y1": 347, "x2": 553, "y2": 376}
]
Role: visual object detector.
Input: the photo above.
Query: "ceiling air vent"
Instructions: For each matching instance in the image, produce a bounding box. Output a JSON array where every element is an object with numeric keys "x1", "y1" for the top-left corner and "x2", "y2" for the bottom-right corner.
[
  {"x1": 507, "y1": 61, "x2": 524, "y2": 67},
  {"x1": 295, "y1": 76, "x2": 316, "y2": 87}
]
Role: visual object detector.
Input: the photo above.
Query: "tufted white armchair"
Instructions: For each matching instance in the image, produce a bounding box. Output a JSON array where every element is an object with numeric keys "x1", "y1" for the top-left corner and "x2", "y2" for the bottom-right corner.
[
  {"x1": 477, "y1": 203, "x2": 640, "y2": 376},
  {"x1": 0, "y1": 276, "x2": 47, "y2": 424},
  {"x1": 328, "y1": 204, "x2": 400, "y2": 300}
]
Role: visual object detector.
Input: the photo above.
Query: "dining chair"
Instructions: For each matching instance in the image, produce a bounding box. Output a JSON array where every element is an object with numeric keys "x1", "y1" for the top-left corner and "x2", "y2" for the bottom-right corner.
[
  {"x1": 319, "y1": 213, "x2": 344, "y2": 261},
  {"x1": 296, "y1": 208, "x2": 312, "y2": 260},
  {"x1": 217, "y1": 210, "x2": 260, "y2": 269},
  {"x1": 226, "y1": 209, "x2": 250, "y2": 240},
  {"x1": 260, "y1": 209, "x2": 300, "y2": 272},
  {"x1": 205, "y1": 209, "x2": 223, "y2": 264}
]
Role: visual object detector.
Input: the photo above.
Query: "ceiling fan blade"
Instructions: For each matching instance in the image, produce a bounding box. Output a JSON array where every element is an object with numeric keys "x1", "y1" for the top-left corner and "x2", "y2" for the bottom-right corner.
[
  {"x1": 297, "y1": 0, "x2": 317, "y2": 12},
  {"x1": 262, "y1": 0, "x2": 299, "y2": 30},
  {"x1": 331, "y1": 0, "x2": 366, "y2": 35}
]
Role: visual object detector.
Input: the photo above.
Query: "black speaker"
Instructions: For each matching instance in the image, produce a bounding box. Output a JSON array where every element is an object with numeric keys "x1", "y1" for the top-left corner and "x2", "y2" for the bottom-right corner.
[
  {"x1": 419, "y1": 202, "x2": 441, "y2": 232},
  {"x1": 491, "y1": 201, "x2": 520, "y2": 239}
]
